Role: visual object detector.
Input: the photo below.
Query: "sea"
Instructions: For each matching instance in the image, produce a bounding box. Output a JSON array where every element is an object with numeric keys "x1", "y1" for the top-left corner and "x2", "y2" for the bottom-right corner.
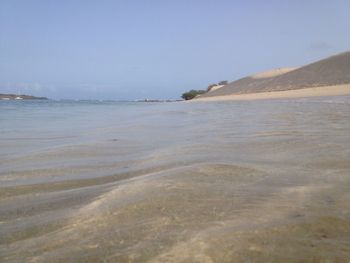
[{"x1": 1, "y1": 97, "x2": 350, "y2": 262}]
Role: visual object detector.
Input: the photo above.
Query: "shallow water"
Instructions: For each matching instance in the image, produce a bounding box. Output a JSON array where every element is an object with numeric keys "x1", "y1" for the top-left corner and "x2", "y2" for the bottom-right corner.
[{"x1": 1, "y1": 98, "x2": 350, "y2": 262}]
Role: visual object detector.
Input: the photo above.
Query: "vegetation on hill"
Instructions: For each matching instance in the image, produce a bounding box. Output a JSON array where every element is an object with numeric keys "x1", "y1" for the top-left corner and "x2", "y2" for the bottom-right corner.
[
  {"x1": 218, "y1": 80, "x2": 228, "y2": 85},
  {"x1": 181, "y1": 90, "x2": 206, "y2": 100},
  {"x1": 182, "y1": 80, "x2": 229, "y2": 100}
]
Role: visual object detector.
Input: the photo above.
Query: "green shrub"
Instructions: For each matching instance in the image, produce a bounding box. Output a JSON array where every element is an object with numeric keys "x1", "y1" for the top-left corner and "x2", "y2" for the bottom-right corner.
[
  {"x1": 181, "y1": 90, "x2": 206, "y2": 100},
  {"x1": 218, "y1": 80, "x2": 228, "y2": 85}
]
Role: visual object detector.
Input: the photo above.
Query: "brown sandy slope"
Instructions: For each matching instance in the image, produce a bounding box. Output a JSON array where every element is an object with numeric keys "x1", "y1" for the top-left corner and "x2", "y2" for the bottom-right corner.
[{"x1": 198, "y1": 51, "x2": 350, "y2": 98}]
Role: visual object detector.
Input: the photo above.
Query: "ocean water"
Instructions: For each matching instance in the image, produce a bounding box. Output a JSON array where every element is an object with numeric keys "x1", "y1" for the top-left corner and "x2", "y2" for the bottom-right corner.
[{"x1": 1, "y1": 98, "x2": 350, "y2": 262}]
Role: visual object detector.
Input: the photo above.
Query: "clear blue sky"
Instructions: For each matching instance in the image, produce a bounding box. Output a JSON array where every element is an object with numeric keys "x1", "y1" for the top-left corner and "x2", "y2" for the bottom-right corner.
[{"x1": 0, "y1": 0, "x2": 349, "y2": 100}]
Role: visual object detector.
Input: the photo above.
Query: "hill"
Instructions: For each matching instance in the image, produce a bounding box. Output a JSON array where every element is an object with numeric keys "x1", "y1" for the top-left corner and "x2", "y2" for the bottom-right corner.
[{"x1": 198, "y1": 51, "x2": 350, "y2": 98}]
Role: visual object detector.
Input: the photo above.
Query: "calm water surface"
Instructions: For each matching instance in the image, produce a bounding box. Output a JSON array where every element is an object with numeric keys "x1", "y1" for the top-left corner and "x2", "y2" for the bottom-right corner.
[{"x1": 1, "y1": 98, "x2": 350, "y2": 262}]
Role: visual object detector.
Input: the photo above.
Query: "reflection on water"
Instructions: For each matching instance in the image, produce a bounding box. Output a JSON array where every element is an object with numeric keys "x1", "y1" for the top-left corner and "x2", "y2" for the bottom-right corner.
[{"x1": 1, "y1": 98, "x2": 350, "y2": 262}]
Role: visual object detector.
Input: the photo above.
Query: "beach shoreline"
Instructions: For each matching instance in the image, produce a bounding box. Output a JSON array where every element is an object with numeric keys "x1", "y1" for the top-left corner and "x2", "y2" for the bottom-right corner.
[
  {"x1": 194, "y1": 84, "x2": 350, "y2": 101},
  {"x1": 193, "y1": 84, "x2": 350, "y2": 102}
]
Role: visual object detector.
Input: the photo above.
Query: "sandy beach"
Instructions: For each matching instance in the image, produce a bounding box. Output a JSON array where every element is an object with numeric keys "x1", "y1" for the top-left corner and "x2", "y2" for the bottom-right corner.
[
  {"x1": 2, "y1": 0, "x2": 350, "y2": 261},
  {"x1": 194, "y1": 84, "x2": 350, "y2": 101}
]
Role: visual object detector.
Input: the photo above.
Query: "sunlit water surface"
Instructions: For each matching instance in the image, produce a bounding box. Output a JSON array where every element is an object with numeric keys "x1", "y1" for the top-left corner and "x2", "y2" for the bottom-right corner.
[{"x1": 1, "y1": 98, "x2": 350, "y2": 262}]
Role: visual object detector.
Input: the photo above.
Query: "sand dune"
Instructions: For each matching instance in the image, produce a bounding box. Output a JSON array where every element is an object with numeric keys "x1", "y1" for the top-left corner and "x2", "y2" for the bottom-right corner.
[
  {"x1": 250, "y1": 67, "x2": 297, "y2": 79},
  {"x1": 197, "y1": 51, "x2": 350, "y2": 100}
]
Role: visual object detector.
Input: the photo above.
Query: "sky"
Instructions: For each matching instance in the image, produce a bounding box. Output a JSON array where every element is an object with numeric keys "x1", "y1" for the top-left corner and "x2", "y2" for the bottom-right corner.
[{"x1": 0, "y1": 0, "x2": 349, "y2": 100}]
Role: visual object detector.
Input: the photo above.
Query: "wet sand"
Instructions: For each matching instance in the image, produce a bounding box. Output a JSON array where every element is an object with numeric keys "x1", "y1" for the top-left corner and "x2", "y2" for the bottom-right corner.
[{"x1": 1, "y1": 99, "x2": 350, "y2": 262}]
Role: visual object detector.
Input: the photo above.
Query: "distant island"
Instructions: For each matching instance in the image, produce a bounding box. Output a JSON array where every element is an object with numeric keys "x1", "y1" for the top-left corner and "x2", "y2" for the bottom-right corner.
[
  {"x1": 182, "y1": 51, "x2": 350, "y2": 101},
  {"x1": 0, "y1": 94, "x2": 48, "y2": 100}
]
